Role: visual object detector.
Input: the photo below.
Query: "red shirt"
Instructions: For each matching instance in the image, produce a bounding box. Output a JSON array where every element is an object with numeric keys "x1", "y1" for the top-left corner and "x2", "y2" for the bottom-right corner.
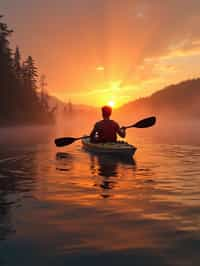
[{"x1": 91, "y1": 119, "x2": 120, "y2": 142}]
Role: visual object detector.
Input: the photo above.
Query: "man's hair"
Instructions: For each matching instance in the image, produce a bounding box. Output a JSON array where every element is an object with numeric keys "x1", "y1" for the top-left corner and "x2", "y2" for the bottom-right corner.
[{"x1": 102, "y1": 105, "x2": 112, "y2": 117}]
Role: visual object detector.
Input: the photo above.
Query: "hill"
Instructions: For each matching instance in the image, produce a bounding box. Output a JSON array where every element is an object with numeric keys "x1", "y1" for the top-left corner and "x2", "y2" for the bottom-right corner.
[
  {"x1": 47, "y1": 95, "x2": 97, "y2": 113},
  {"x1": 117, "y1": 79, "x2": 200, "y2": 121}
]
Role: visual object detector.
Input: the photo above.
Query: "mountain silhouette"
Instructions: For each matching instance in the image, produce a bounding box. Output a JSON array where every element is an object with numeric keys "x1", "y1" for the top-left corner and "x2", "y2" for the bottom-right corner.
[{"x1": 118, "y1": 78, "x2": 200, "y2": 120}]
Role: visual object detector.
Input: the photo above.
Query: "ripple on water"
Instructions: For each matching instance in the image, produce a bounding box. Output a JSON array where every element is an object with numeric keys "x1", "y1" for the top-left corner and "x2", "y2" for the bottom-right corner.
[{"x1": 0, "y1": 142, "x2": 200, "y2": 265}]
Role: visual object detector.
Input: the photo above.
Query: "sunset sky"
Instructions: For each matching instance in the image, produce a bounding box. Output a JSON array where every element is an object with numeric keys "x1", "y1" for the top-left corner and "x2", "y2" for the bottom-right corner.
[{"x1": 1, "y1": 0, "x2": 200, "y2": 107}]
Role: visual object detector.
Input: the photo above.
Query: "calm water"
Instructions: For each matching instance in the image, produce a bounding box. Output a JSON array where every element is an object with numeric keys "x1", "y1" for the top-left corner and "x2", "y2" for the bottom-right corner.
[{"x1": 0, "y1": 127, "x2": 200, "y2": 266}]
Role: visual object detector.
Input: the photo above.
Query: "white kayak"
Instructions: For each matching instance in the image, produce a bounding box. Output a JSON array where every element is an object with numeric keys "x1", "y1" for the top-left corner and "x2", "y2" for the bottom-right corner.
[{"x1": 82, "y1": 137, "x2": 137, "y2": 157}]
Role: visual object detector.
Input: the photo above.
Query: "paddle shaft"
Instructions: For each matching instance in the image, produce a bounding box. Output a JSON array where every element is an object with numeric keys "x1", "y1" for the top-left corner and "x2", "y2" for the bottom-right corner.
[{"x1": 75, "y1": 136, "x2": 89, "y2": 141}]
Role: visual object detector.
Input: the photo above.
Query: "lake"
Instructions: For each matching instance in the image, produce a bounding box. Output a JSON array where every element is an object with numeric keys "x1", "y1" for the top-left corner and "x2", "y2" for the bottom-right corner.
[{"x1": 0, "y1": 125, "x2": 200, "y2": 266}]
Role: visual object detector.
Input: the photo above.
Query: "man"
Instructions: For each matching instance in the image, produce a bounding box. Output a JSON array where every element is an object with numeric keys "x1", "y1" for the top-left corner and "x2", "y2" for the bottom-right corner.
[{"x1": 90, "y1": 105, "x2": 126, "y2": 143}]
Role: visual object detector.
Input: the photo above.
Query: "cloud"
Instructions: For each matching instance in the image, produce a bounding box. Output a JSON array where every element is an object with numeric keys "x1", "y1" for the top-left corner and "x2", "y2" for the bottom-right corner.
[{"x1": 3, "y1": 0, "x2": 200, "y2": 103}]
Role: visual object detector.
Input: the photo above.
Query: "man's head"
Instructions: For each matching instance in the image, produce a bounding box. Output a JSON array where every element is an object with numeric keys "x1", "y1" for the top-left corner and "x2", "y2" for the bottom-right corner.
[{"x1": 102, "y1": 105, "x2": 112, "y2": 118}]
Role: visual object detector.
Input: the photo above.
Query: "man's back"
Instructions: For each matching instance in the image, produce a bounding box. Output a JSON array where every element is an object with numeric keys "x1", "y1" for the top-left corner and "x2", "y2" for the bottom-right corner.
[
  {"x1": 90, "y1": 106, "x2": 126, "y2": 143},
  {"x1": 92, "y1": 119, "x2": 120, "y2": 142}
]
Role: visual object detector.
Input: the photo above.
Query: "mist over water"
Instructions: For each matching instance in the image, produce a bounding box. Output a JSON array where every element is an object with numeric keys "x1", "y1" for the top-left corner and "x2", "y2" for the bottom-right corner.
[
  {"x1": 0, "y1": 115, "x2": 200, "y2": 266},
  {"x1": 1, "y1": 111, "x2": 200, "y2": 146},
  {"x1": 56, "y1": 111, "x2": 200, "y2": 146}
]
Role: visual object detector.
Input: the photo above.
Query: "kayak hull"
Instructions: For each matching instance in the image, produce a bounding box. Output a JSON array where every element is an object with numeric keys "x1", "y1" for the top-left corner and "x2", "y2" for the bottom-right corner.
[{"x1": 82, "y1": 137, "x2": 136, "y2": 157}]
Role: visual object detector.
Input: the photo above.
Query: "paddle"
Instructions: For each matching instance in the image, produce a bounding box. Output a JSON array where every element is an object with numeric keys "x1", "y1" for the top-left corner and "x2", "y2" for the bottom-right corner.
[
  {"x1": 55, "y1": 136, "x2": 89, "y2": 147},
  {"x1": 54, "y1": 116, "x2": 156, "y2": 147},
  {"x1": 123, "y1": 116, "x2": 156, "y2": 129}
]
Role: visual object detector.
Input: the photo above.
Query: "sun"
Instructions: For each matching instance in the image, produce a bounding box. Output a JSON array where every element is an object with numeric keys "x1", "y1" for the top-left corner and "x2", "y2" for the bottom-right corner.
[
  {"x1": 96, "y1": 66, "x2": 104, "y2": 71},
  {"x1": 108, "y1": 100, "x2": 115, "y2": 108}
]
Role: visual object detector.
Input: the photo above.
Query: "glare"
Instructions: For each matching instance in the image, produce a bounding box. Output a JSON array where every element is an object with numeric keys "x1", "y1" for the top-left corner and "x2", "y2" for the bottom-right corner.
[
  {"x1": 96, "y1": 66, "x2": 104, "y2": 71},
  {"x1": 108, "y1": 100, "x2": 115, "y2": 107}
]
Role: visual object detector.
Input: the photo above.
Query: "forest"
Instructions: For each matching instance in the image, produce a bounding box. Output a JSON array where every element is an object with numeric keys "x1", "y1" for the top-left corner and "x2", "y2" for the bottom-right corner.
[{"x1": 0, "y1": 15, "x2": 56, "y2": 126}]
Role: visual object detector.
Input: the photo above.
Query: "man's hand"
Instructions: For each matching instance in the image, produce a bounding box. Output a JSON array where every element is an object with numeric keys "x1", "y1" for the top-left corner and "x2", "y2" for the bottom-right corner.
[
  {"x1": 120, "y1": 126, "x2": 126, "y2": 131},
  {"x1": 119, "y1": 127, "x2": 126, "y2": 138}
]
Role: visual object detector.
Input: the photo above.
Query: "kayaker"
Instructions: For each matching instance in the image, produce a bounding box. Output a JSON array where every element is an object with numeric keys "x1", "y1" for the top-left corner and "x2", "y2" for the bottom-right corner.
[{"x1": 90, "y1": 105, "x2": 126, "y2": 143}]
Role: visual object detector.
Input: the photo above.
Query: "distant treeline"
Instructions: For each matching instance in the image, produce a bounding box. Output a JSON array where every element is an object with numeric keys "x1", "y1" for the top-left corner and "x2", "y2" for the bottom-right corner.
[
  {"x1": 118, "y1": 79, "x2": 200, "y2": 120},
  {"x1": 0, "y1": 15, "x2": 56, "y2": 126}
]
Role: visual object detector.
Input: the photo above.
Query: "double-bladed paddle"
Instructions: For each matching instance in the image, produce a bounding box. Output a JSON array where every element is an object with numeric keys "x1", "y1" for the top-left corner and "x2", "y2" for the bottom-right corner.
[{"x1": 54, "y1": 116, "x2": 156, "y2": 147}]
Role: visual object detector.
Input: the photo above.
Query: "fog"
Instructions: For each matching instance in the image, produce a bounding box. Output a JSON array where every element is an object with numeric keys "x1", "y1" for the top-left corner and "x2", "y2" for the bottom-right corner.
[{"x1": 1, "y1": 111, "x2": 200, "y2": 147}]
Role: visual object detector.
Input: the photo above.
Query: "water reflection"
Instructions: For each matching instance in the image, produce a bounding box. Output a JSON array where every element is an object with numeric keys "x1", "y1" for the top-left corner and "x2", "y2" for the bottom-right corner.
[
  {"x1": 56, "y1": 152, "x2": 74, "y2": 172},
  {"x1": 55, "y1": 150, "x2": 137, "y2": 199},
  {"x1": 1, "y1": 140, "x2": 199, "y2": 266},
  {"x1": 0, "y1": 149, "x2": 38, "y2": 243},
  {"x1": 89, "y1": 154, "x2": 136, "y2": 198},
  {"x1": 0, "y1": 193, "x2": 15, "y2": 241}
]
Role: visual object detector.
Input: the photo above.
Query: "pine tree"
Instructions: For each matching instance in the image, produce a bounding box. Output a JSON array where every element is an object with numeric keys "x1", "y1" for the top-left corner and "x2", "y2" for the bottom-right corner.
[
  {"x1": 23, "y1": 56, "x2": 38, "y2": 92},
  {"x1": 0, "y1": 15, "x2": 13, "y2": 67},
  {"x1": 13, "y1": 46, "x2": 21, "y2": 80},
  {"x1": 0, "y1": 15, "x2": 15, "y2": 122},
  {"x1": 39, "y1": 74, "x2": 49, "y2": 111},
  {"x1": 21, "y1": 56, "x2": 42, "y2": 121}
]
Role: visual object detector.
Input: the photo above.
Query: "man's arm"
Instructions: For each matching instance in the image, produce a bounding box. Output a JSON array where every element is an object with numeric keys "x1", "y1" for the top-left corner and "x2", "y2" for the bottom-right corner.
[
  {"x1": 116, "y1": 122, "x2": 126, "y2": 138},
  {"x1": 90, "y1": 123, "x2": 98, "y2": 142},
  {"x1": 90, "y1": 127, "x2": 96, "y2": 139},
  {"x1": 117, "y1": 127, "x2": 126, "y2": 138}
]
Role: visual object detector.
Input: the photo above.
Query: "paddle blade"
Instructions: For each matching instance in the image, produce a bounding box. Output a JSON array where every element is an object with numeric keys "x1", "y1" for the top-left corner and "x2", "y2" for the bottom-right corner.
[
  {"x1": 127, "y1": 116, "x2": 156, "y2": 129},
  {"x1": 55, "y1": 137, "x2": 76, "y2": 147}
]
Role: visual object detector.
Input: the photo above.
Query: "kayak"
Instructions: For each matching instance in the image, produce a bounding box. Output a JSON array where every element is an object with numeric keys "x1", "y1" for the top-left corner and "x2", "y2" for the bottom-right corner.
[{"x1": 82, "y1": 137, "x2": 136, "y2": 157}]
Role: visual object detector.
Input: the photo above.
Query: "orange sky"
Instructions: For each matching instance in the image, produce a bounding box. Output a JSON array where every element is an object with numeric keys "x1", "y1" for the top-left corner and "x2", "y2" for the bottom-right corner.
[{"x1": 2, "y1": 0, "x2": 200, "y2": 107}]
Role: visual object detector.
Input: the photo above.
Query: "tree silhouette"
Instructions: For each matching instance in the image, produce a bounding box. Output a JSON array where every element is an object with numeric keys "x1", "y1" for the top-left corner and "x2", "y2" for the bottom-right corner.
[
  {"x1": 13, "y1": 46, "x2": 21, "y2": 80},
  {"x1": 0, "y1": 16, "x2": 56, "y2": 125}
]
